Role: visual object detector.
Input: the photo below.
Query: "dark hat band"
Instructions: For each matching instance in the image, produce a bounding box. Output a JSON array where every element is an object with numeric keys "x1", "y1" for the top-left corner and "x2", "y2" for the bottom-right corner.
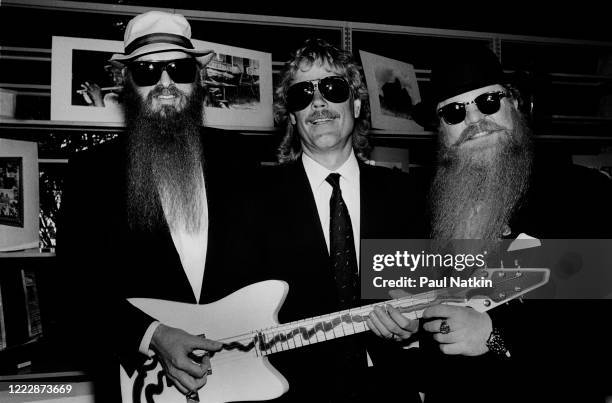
[{"x1": 125, "y1": 33, "x2": 194, "y2": 55}]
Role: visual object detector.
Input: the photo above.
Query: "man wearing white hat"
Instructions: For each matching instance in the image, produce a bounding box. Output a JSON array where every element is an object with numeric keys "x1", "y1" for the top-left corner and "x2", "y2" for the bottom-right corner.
[{"x1": 59, "y1": 10, "x2": 258, "y2": 401}]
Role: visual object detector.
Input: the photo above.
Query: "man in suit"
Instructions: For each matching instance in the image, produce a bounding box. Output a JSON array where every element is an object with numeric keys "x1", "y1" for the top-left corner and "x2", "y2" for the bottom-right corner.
[
  {"x1": 369, "y1": 45, "x2": 612, "y2": 402},
  {"x1": 253, "y1": 38, "x2": 425, "y2": 402},
  {"x1": 58, "y1": 11, "x2": 257, "y2": 401}
]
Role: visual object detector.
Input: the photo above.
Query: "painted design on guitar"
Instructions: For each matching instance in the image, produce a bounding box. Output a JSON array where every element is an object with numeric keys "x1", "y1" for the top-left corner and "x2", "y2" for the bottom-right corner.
[{"x1": 121, "y1": 269, "x2": 549, "y2": 403}]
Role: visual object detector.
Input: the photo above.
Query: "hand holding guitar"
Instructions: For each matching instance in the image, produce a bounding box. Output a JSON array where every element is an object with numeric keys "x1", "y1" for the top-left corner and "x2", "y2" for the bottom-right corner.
[
  {"x1": 366, "y1": 289, "x2": 419, "y2": 342},
  {"x1": 150, "y1": 323, "x2": 223, "y2": 396},
  {"x1": 422, "y1": 305, "x2": 492, "y2": 356}
]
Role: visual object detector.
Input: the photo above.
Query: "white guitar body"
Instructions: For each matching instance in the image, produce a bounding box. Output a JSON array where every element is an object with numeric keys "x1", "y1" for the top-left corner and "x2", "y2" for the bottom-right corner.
[{"x1": 120, "y1": 280, "x2": 290, "y2": 403}]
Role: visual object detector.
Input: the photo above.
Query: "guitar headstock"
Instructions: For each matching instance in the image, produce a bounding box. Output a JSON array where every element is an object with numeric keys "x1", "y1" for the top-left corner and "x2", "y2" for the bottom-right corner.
[{"x1": 459, "y1": 268, "x2": 550, "y2": 312}]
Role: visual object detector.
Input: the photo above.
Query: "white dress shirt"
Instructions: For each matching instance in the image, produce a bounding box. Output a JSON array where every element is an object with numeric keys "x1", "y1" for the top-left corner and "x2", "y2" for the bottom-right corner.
[
  {"x1": 302, "y1": 151, "x2": 361, "y2": 267},
  {"x1": 139, "y1": 175, "x2": 209, "y2": 356}
]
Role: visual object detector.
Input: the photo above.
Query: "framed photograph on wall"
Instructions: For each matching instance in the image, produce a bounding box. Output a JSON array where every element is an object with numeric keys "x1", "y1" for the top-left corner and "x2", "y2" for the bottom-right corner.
[
  {"x1": 51, "y1": 36, "x2": 124, "y2": 123},
  {"x1": 0, "y1": 157, "x2": 24, "y2": 227},
  {"x1": 0, "y1": 139, "x2": 39, "y2": 252},
  {"x1": 359, "y1": 50, "x2": 423, "y2": 132},
  {"x1": 194, "y1": 39, "x2": 273, "y2": 129},
  {"x1": 51, "y1": 36, "x2": 274, "y2": 128}
]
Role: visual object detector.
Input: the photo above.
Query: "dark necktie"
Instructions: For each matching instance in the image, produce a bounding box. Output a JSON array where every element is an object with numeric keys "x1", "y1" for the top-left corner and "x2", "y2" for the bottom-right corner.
[
  {"x1": 326, "y1": 173, "x2": 359, "y2": 309},
  {"x1": 325, "y1": 173, "x2": 365, "y2": 401}
]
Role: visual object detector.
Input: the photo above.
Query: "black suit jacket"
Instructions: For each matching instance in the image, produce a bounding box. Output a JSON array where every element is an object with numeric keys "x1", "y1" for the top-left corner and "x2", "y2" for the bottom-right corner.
[
  {"x1": 249, "y1": 159, "x2": 427, "y2": 402},
  {"x1": 419, "y1": 162, "x2": 612, "y2": 403},
  {"x1": 57, "y1": 129, "x2": 258, "y2": 399}
]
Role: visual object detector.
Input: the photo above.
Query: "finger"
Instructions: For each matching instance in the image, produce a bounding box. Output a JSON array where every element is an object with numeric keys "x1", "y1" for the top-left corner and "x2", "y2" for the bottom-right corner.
[
  {"x1": 433, "y1": 332, "x2": 454, "y2": 344},
  {"x1": 423, "y1": 319, "x2": 444, "y2": 333},
  {"x1": 172, "y1": 350, "x2": 207, "y2": 379},
  {"x1": 368, "y1": 310, "x2": 394, "y2": 339},
  {"x1": 439, "y1": 342, "x2": 463, "y2": 355},
  {"x1": 189, "y1": 336, "x2": 223, "y2": 352},
  {"x1": 424, "y1": 318, "x2": 460, "y2": 334},
  {"x1": 387, "y1": 305, "x2": 419, "y2": 334},
  {"x1": 422, "y1": 304, "x2": 463, "y2": 319},
  {"x1": 165, "y1": 371, "x2": 190, "y2": 395},
  {"x1": 366, "y1": 317, "x2": 383, "y2": 338},
  {"x1": 375, "y1": 306, "x2": 415, "y2": 339},
  {"x1": 192, "y1": 373, "x2": 208, "y2": 390},
  {"x1": 201, "y1": 355, "x2": 212, "y2": 375},
  {"x1": 371, "y1": 306, "x2": 407, "y2": 337},
  {"x1": 171, "y1": 368, "x2": 201, "y2": 394}
]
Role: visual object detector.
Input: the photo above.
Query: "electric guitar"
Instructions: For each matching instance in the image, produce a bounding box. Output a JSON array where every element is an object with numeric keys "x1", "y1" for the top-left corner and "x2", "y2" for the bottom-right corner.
[{"x1": 120, "y1": 267, "x2": 549, "y2": 403}]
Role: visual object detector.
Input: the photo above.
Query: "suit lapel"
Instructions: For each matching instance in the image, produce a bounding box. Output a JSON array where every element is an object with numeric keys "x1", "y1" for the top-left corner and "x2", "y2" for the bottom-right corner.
[
  {"x1": 291, "y1": 161, "x2": 330, "y2": 257},
  {"x1": 359, "y1": 162, "x2": 377, "y2": 239}
]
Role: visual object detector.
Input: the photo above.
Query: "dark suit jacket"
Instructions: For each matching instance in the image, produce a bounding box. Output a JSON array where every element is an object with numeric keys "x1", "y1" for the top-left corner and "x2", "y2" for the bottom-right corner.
[
  {"x1": 418, "y1": 161, "x2": 612, "y2": 403},
  {"x1": 57, "y1": 129, "x2": 258, "y2": 400},
  {"x1": 249, "y1": 158, "x2": 427, "y2": 402}
]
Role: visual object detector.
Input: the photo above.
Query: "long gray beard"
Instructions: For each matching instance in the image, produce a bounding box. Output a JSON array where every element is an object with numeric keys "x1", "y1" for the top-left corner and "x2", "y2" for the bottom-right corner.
[
  {"x1": 430, "y1": 109, "x2": 533, "y2": 240},
  {"x1": 124, "y1": 80, "x2": 206, "y2": 234}
]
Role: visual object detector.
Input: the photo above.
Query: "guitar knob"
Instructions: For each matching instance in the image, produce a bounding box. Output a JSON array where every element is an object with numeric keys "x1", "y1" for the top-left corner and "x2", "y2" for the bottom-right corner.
[
  {"x1": 498, "y1": 292, "x2": 506, "y2": 299},
  {"x1": 514, "y1": 286, "x2": 522, "y2": 292},
  {"x1": 483, "y1": 300, "x2": 491, "y2": 307}
]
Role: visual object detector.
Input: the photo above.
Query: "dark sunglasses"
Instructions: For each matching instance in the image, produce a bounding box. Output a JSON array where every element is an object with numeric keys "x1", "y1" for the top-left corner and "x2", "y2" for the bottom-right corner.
[
  {"x1": 437, "y1": 91, "x2": 510, "y2": 125},
  {"x1": 286, "y1": 76, "x2": 351, "y2": 112},
  {"x1": 128, "y1": 58, "x2": 197, "y2": 87}
]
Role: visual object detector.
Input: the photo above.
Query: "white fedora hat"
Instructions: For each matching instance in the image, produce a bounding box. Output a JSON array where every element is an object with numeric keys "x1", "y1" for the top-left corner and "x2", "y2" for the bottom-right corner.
[{"x1": 111, "y1": 11, "x2": 214, "y2": 65}]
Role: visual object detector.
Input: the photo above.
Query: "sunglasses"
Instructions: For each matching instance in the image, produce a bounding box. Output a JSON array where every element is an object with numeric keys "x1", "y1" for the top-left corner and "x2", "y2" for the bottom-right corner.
[
  {"x1": 128, "y1": 58, "x2": 197, "y2": 87},
  {"x1": 286, "y1": 76, "x2": 351, "y2": 112},
  {"x1": 437, "y1": 91, "x2": 510, "y2": 125}
]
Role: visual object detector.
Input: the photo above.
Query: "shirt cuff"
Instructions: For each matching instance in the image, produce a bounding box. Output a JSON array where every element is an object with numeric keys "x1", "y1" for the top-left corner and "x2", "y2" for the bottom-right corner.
[{"x1": 139, "y1": 321, "x2": 161, "y2": 357}]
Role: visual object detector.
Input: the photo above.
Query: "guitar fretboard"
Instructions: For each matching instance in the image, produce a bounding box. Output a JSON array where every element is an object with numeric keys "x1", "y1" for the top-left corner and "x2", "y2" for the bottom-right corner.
[
  {"x1": 215, "y1": 268, "x2": 547, "y2": 358},
  {"x1": 252, "y1": 291, "x2": 446, "y2": 356}
]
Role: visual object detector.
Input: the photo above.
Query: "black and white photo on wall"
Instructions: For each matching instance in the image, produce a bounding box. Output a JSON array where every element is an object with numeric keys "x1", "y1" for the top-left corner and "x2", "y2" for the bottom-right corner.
[
  {"x1": 0, "y1": 157, "x2": 24, "y2": 228},
  {"x1": 51, "y1": 36, "x2": 273, "y2": 128},
  {"x1": 360, "y1": 50, "x2": 424, "y2": 132}
]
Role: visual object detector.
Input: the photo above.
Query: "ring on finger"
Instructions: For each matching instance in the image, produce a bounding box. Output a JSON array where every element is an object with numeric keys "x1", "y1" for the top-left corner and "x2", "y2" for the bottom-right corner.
[{"x1": 439, "y1": 320, "x2": 451, "y2": 334}]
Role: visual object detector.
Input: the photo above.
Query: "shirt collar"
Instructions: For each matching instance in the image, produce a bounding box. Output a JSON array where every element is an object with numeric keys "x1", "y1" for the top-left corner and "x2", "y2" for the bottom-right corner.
[{"x1": 302, "y1": 149, "x2": 359, "y2": 189}]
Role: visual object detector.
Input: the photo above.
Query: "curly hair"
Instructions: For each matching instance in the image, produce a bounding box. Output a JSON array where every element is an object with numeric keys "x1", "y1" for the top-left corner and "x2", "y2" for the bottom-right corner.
[{"x1": 275, "y1": 38, "x2": 371, "y2": 164}]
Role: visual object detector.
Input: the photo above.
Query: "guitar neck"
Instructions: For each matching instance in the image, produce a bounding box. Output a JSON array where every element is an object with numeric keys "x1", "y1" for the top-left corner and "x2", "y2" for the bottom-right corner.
[
  {"x1": 217, "y1": 268, "x2": 548, "y2": 357},
  {"x1": 254, "y1": 290, "x2": 460, "y2": 356}
]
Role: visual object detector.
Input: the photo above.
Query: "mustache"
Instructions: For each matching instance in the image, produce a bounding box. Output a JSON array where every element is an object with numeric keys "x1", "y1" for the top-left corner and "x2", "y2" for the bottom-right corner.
[
  {"x1": 147, "y1": 84, "x2": 184, "y2": 99},
  {"x1": 306, "y1": 109, "x2": 340, "y2": 123},
  {"x1": 454, "y1": 120, "x2": 508, "y2": 147}
]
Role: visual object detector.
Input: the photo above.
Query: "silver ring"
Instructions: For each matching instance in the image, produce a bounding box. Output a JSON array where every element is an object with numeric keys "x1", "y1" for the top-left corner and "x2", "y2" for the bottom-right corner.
[{"x1": 439, "y1": 320, "x2": 451, "y2": 334}]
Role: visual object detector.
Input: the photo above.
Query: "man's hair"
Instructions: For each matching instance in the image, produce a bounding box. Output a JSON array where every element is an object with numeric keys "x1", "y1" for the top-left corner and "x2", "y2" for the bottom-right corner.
[{"x1": 275, "y1": 38, "x2": 370, "y2": 163}]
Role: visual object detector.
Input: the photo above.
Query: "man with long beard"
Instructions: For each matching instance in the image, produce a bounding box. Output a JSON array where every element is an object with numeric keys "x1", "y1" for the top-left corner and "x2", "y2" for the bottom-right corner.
[
  {"x1": 369, "y1": 46, "x2": 612, "y2": 402},
  {"x1": 58, "y1": 11, "x2": 257, "y2": 402},
  {"x1": 429, "y1": 102, "x2": 533, "y2": 241}
]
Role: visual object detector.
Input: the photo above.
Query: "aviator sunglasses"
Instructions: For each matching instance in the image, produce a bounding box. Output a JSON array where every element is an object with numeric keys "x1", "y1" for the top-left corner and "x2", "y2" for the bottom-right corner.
[
  {"x1": 437, "y1": 91, "x2": 510, "y2": 125},
  {"x1": 286, "y1": 76, "x2": 351, "y2": 112},
  {"x1": 128, "y1": 58, "x2": 197, "y2": 87}
]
